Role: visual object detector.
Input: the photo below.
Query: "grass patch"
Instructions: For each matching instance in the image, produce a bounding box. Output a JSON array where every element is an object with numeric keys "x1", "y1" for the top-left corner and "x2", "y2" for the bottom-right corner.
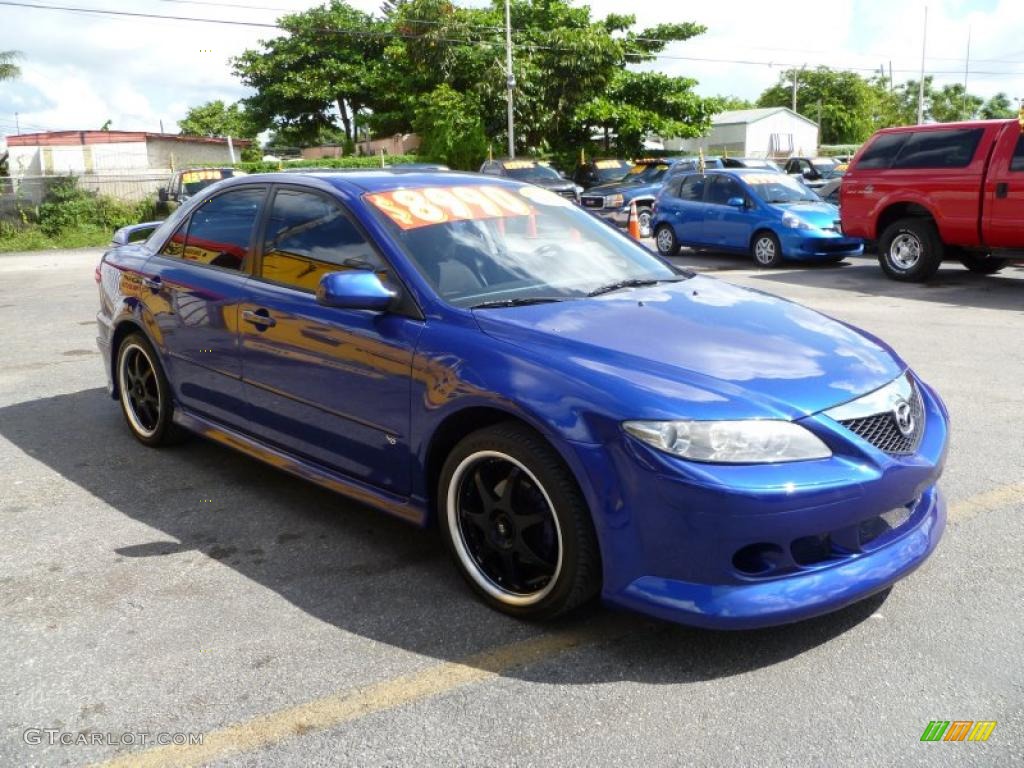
[{"x1": 0, "y1": 224, "x2": 112, "y2": 253}]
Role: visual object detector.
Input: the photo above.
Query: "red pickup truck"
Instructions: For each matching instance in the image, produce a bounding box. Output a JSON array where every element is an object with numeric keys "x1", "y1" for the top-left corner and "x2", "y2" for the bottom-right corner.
[{"x1": 841, "y1": 118, "x2": 1023, "y2": 281}]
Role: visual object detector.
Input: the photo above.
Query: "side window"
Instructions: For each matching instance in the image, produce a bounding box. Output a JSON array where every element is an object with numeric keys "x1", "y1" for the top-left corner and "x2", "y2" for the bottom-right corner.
[
  {"x1": 181, "y1": 187, "x2": 264, "y2": 271},
  {"x1": 260, "y1": 188, "x2": 384, "y2": 293},
  {"x1": 677, "y1": 174, "x2": 705, "y2": 202},
  {"x1": 891, "y1": 128, "x2": 984, "y2": 169},
  {"x1": 855, "y1": 133, "x2": 908, "y2": 170},
  {"x1": 1011, "y1": 135, "x2": 1024, "y2": 173},
  {"x1": 706, "y1": 176, "x2": 746, "y2": 206},
  {"x1": 159, "y1": 218, "x2": 189, "y2": 259}
]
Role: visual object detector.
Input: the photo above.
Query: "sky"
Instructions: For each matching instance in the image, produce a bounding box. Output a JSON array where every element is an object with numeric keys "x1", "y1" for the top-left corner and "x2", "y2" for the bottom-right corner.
[{"x1": 1, "y1": 0, "x2": 1022, "y2": 139}]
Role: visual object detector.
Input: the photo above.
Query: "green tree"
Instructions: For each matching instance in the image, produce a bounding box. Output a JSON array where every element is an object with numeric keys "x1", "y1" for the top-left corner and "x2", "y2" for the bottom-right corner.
[
  {"x1": 233, "y1": 0, "x2": 385, "y2": 145},
  {"x1": 178, "y1": 100, "x2": 257, "y2": 139},
  {"x1": 980, "y1": 92, "x2": 1016, "y2": 120},
  {"x1": 0, "y1": 50, "x2": 20, "y2": 81},
  {"x1": 711, "y1": 95, "x2": 755, "y2": 112},
  {"x1": 413, "y1": 85, "x2": 488, "y2": 169},
  {"x1": 929, "y1": 83, "x2": 984, "y2": 123},
  {"x1": 757, "y1": 67, "x2": 888, "y2": 144}
]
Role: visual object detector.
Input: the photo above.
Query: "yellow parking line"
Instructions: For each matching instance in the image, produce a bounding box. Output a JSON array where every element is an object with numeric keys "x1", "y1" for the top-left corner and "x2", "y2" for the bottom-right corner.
[
  {"x1": 92, "y1": 623, "x2": 617, "y2": 768},
  {"x1": 948, "y1": 481, "x2": 1024, "y2": 523}
]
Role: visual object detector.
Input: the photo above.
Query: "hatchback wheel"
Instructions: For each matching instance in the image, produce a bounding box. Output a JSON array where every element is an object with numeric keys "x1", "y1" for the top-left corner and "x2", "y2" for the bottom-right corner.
[
  {"x1": 116, "y1": 333, "x2": 181, "y2": 446},
  {"x1": 438, "y1": 423, "x2": 600, "y2": 619},
  {"x1": 655, "y1": 224, "x2": 679, "y2": 256},
  {"x1": 751, "y1": 232, "x2": 783, "y2": 268}
]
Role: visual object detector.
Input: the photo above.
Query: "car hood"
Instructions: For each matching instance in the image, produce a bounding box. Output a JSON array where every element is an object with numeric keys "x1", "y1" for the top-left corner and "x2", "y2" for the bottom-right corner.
[
  {"x1": 773, "y1": 201, "x2": 842, "y2": 228},
  {"x1": 473, "y1": 276, "x2": 902, "y2": 419},
  {"x1": 528, "y1": 178, "x2": 576, "y2": 192},
  {"x1": 584, "y1": 178, "x2": 659, "y2": 199}
]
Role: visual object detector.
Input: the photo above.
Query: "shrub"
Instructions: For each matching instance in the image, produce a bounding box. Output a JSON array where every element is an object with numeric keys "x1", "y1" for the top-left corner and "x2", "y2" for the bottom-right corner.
[
  {"x1": 36, "y1": 176, "x2": 149, "y2": 236},
  {"x1": 233, "y1": 154, "x2": 419, "y2": 174}
]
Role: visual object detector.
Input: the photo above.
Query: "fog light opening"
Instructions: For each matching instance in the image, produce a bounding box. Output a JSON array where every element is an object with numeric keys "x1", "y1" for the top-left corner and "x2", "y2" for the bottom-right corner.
[
  {"x1": 791, "y1": 534, "x2": 834, "y2": 566},
  {"x1": 732, "y1": 543, "x2": 784, "y2": 576}
]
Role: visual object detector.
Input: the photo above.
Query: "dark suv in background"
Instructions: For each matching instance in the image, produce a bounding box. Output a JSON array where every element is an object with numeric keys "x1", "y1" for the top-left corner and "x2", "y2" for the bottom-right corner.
[
  {"x1": 572, "y1": 158, "x2": 631, "y2": 189},
  {"x1": 479, "y1": 158, "x2": 580, "y2": 200}
]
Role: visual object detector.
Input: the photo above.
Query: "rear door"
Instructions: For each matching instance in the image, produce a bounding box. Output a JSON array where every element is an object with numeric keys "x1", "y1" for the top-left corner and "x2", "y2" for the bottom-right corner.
[
  {"x1": 239, "y1": 185, "x2": 423, "y2": 494},
  {"x1": 141, "y1": 185, "x2": 266, "y2": 428},
  {"x1": 983, "y1": 127, "x2": 1024, "y2": 248},
  {"x1": 672, "y1": 174, "x2": 711, "y2": 245}
]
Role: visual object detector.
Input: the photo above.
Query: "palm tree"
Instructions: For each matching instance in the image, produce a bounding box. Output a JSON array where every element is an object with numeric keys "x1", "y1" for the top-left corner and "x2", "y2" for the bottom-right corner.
[{"x1": 0, "y1": 50, "x2": 21, "y2": 81}]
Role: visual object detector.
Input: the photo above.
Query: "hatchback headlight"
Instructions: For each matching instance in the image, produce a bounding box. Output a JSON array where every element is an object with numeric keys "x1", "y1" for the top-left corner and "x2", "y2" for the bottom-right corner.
[
  {"x1": 782, "y1": 212, "x2": 813, "y2": 230},
  {"x1": 623, "y1": 420, "x2": 831, "y2": 463},
  {"x1": 605, "y1": 194, "x2": 625, "y2": 208}
]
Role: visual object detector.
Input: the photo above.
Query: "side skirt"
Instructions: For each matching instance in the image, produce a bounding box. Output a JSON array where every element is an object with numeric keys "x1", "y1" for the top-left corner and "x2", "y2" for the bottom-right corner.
[{"x1": 173, "y1": 409, "x2": 426, "y2": 527}]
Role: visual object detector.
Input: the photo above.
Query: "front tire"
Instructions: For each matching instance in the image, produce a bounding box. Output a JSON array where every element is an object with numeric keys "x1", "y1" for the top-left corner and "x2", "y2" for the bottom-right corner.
[
  {"x1": 438, "y1": 423, "x2": 600, "y2": 620},
  {"x1": 751, "y1": 231, "x2": 783, "y2": 268},
  {"x1": 878, "y1": 218, "x2": 943, "y2": 282},
  {"x1": 655, "y1": 224, "x2": 679, "y2": 256},
  {"x1": 960, "y1": 254, "x2": 1007, "y2": 274},
  {"x1": 116, "y1": 332, "x2": 181, "y2": 447}
]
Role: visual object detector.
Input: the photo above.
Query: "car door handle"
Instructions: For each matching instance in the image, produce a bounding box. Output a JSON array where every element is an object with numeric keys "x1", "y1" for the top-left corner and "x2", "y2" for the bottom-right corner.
[
  {"x1": 996, "y1": 182, "x2": 1009, "y2": 199},
  {"x1": 242, "y1": 309, "x2": 276, "y2": 329},
  {"x1": 141, "y1": 276, "x2": 162, "y2": 291}
]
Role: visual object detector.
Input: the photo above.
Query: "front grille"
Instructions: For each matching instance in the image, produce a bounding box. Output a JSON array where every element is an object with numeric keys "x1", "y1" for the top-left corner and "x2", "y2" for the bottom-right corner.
[
  {"x1": 838, "y1": 387, "x2": 924, "y2": 455},
  {"x1": 557, "y1": 189, "x2": 577, "y2": 199},
  {"x1": 580, "y1": 196, "x2": 604, "y2": 209}
]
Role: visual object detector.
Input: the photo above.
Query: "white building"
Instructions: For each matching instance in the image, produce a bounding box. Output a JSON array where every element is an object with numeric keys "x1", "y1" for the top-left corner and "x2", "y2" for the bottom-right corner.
[
  {"x1": 663, "y1": 107, "x2": 820, "y2": 159},
  {"x1": 4, "y1": 130, "x2": 250, "y2": 202}
]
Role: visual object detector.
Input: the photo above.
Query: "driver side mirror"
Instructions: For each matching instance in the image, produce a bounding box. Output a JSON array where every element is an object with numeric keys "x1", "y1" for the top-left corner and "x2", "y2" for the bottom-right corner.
[
  {"x1": 157, "y1": 187, "x2": 169, "y2": 202},
  {"x1": 802, "y1": 169, "x2": 816, "y2": 179},
  {"x1": 316, "y1": 270, "x2": 396, "y2": 311}
]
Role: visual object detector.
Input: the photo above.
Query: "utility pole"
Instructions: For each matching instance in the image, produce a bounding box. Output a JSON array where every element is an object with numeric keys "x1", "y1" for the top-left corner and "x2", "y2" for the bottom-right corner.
[
  {"x1": 504, "y1": 0, "x2": 515, "y2": 158},
  {"x1": 791, "y1": 65, "x2": 805, "y2": 114},
  {"x1": 13, "y1": 112, "x2": 19, "y2": 134},
  {"x1": 917, "y1": 6, "x2": 928, "y2": 124},
  {"x1": 963, "y1": 27, "x2": 972, "y2": 118}
]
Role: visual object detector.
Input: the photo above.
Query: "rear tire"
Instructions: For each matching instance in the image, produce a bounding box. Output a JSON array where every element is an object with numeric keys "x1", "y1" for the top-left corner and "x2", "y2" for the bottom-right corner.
[
  {"x1": 751, "y1": 231, "x2": 783, "y2": 268},
  {"x1": 655, "y1": 224, "x2": 679, "y2": 256},
  {"x1": 878, "y1": 218, "x2": 943, "y2": 282},
  {"x1": 636, "y1": 206, "x2": 653, "y2": 239},
  {"x1": 959, "y1": 254, "x2": 1007, "y2": 274},
  {"x1": 438, "y1": 422, "x2": 601, "y2": 620},
  {"x1": 116, "y1": 333, "x2": 183, "y2": 447}
]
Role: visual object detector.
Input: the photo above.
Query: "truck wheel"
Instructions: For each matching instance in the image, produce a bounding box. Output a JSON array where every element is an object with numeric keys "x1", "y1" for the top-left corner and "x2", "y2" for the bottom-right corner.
[
  {"x1": 959, "y1": 254, "x2": 1008, "y2": 275},
  {"x1": 636, "y1": 206, "x2": 653, "y2": 238},
  {"x1": 878, "y1": 218, "x2": 943, "y2": 282}
]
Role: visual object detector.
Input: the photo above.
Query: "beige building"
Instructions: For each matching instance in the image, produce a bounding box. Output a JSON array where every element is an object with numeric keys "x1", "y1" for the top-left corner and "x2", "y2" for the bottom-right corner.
[{"x1": 663, "y1": 108, "x2": 820, "y2": 160}]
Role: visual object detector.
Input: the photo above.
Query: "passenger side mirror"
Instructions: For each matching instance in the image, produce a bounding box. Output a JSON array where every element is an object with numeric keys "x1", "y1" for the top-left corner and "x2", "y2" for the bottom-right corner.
[
  {"x1": 111, "y1": 221, "x2": 162, "y2": 246},
  {"x1": 316, "y1": 270, "x2": 396, "y2": 311},
  {"x1": 726, "y1": 197, "x2": 746, "y2": 208},
  {"x1": 157, "y1": 187, "x2": 169, "y2": 202}
]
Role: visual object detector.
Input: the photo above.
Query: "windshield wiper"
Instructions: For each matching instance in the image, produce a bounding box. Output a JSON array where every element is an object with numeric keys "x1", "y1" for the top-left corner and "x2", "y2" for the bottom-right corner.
[
  {"x1": 586, "y1": 276, "x2": 686, "y2": 297},
  {"x1": 470, "y1": 297, "x2": 567, "y2": 309}
]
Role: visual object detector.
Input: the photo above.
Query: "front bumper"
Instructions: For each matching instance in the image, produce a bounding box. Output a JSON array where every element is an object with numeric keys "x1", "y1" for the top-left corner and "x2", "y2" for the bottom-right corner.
[
  {"x1": 582, "y1": 204, "x2": 630, "y2": 228},
  {"x1": 780, "y1": 229, "x2": 864, "y2": 260},
  {"x1": 573, "y1": 374, "x2": 948, "y2": 630}
]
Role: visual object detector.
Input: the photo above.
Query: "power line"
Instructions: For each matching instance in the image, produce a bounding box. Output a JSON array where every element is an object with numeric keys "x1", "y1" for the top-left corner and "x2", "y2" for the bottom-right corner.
[{"x1": 3, "y1": 0, "x2": 1024, "y2": 78}]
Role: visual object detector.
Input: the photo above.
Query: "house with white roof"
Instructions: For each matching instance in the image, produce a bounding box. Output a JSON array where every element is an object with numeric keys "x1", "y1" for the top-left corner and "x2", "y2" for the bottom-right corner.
[{"x1": 663, "y1": 107, "x2": 820, "y2": 159}]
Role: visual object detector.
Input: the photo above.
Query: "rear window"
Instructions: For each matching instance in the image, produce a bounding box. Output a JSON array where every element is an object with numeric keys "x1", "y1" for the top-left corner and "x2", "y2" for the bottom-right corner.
[
  {"x1": 891, "y1": 128, "x2": 984, "y2": 169},
  {"x1": 855, "y1": 133, "x2": 909, "y2": 170},
  {"x1": 1011, "y1": 135, "x2": 1024, "y2": 172}
]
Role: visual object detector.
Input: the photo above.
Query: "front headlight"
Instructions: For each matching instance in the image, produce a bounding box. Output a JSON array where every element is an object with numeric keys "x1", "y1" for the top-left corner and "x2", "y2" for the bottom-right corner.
[
  {"x1": 782, "y1": 212, "x2": 813, "y2": 230},
  {"x1": 623, "y1": 420, "x2": 831, "y2": 463},
  {"x1": 605, "y1": 193, "x2": 624, "y2": 208}
]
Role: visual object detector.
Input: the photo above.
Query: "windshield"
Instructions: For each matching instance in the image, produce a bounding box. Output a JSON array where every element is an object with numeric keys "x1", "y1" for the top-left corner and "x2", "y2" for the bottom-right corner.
[
  {"x1": 625, "y1": 163, "x2": 669, "y2": 183},
  {"x1": 504, "y1": 164, "x2": 563, "y2": 182},
  {"x1": 811, "y1": 158, "x2": 838, "y2": 174},
  {"x1": 181, "y1": 168, "x2": 235, "y2": 196},
  {"x1": 595, "y1": 163, "x2": 630, "y2": 182},
  {"x1": 365, "y1": 183, "x2": 681, "y2": 308},
  {"x1": 742, "y1": 173, "x2": 822, "y2": 204}
]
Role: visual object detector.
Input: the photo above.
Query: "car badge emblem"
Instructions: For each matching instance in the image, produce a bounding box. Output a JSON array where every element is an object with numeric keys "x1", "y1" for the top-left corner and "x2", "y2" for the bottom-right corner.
[{"x1": 893, "y1": 399, "x2": 915, "y2": 437}]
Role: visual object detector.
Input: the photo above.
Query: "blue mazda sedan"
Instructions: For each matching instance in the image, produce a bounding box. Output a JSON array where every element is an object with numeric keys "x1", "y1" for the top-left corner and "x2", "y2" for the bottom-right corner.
[
  {"x1": 97, "y1": 170, "x2": 946, "y2": 629},
  {"x1": 651, "y1": 168, "x2": 864, "y2": 267}
]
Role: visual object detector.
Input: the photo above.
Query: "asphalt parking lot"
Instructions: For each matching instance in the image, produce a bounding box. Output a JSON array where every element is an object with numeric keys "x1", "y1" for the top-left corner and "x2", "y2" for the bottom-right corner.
[{"x1": 1, "y1": 247, "x2": 1022, "y2": 767}]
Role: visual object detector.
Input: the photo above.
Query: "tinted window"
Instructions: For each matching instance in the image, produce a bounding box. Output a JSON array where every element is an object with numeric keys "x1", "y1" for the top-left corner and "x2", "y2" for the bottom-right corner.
[
  {"x1": 855, "y1": 133, "x2": 909, "y2": 170},
  {"x1": 261, "y1": 189, "x2": 383, "y2": 292},
  {"x1": 677, "y1": 175, "x2": 706, "y2": 202},
  {"x1": 706, "y1": 176, "x2": 746, "y2": 205},
  {"x1": 180, "y1": 187, "x2": 264, "y2": 271},
  {"x1": 159, "y1": 219, "x2": 189, "y2": 259},
  {"x1": 891, "y1": 128, "x2": 983, "y2": 169},
  {"x1": 1011, "y1": 135, "x2": 1024, "y2": 172}
]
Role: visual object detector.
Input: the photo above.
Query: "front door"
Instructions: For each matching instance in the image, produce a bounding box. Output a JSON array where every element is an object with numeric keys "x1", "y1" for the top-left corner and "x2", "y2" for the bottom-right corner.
[
  {"x1": 240, "y1": 186, "x2": 423, "y2": 495},
  {"x1": 701, "y1": 175, "x2": 752, "y2": 250},
  {"x1": 141, "y1": 185, "x2": 266, "y2": 427},
  {"x1": 984, "y1": 131, "x2": 1024, "y2": 248}
]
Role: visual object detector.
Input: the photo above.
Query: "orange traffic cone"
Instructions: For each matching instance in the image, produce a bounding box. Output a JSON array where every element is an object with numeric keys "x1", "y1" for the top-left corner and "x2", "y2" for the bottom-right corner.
[{"x1": 627, "y1": 200, "x2": 641, "y2": 240}]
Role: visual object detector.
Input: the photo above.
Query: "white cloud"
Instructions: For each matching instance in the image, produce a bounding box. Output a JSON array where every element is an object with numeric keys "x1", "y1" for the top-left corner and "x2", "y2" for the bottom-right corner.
[{"x1": 0, "y1": 0, "x2": 1020, "y2": 139}]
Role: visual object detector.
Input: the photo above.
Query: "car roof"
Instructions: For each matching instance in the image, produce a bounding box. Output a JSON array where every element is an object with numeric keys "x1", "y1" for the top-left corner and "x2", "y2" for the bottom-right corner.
[{"x1": 235, "y1": 169, "x2": 499, "y2": 194}]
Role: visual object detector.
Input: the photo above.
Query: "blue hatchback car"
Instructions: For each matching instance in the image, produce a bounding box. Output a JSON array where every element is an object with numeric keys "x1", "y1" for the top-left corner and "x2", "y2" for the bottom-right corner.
[
  {"x1": 651, "y1": 168, "x2": 864, "y2": 267},
  {"x1": 98, "y1": 171, "x2": 946, "y2": 629}
]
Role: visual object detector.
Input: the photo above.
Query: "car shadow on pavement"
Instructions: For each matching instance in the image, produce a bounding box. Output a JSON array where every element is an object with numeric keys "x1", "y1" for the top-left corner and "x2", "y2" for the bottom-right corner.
[
  {"x1": 682, "y1": 253, "x2": 1024, "y2": 312},
  {"x1": 0, "y1": 388, "x2": 889, "y2": 687}
]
